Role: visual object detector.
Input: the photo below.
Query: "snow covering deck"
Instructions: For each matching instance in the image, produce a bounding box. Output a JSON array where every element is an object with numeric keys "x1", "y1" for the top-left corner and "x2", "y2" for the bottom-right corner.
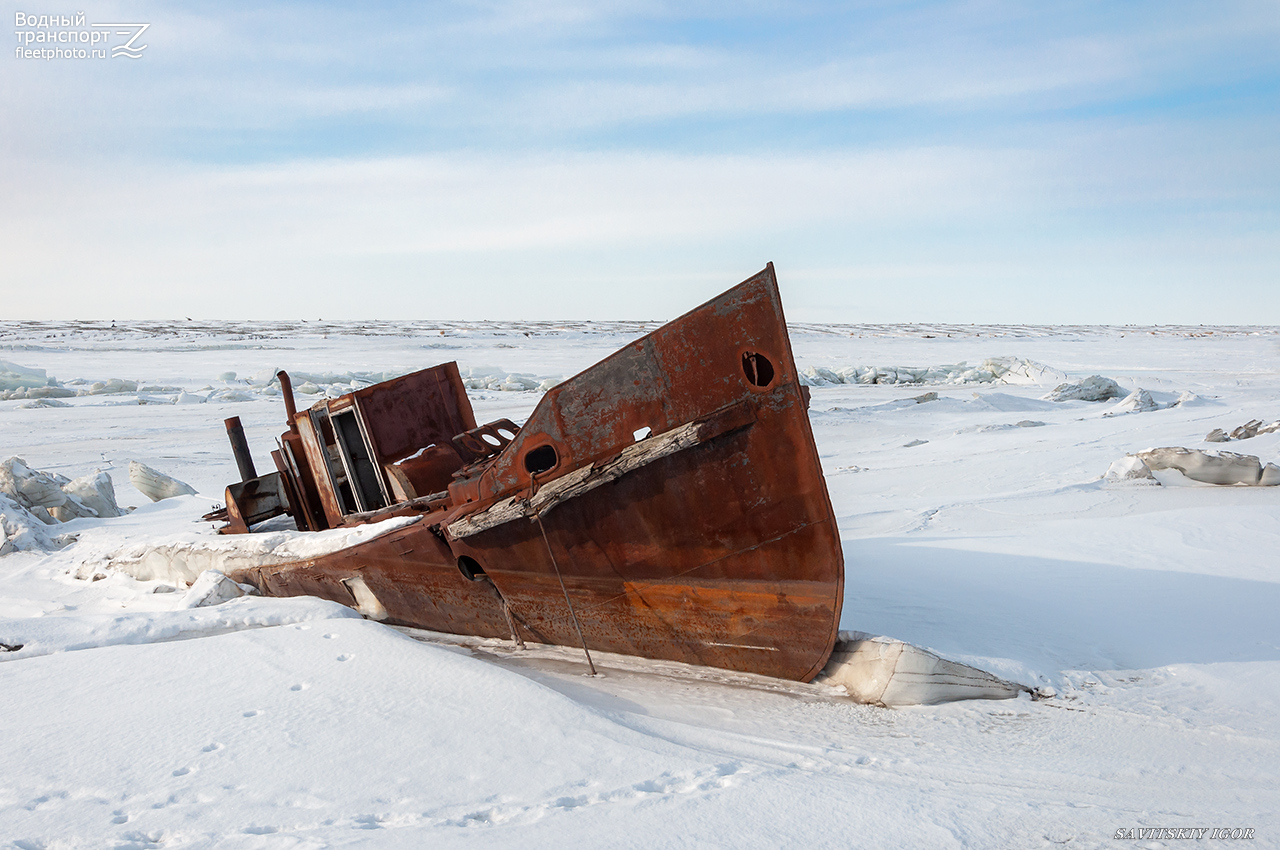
[{"x1": 93, "y1": 514, "x2": 420, "y2": 585}]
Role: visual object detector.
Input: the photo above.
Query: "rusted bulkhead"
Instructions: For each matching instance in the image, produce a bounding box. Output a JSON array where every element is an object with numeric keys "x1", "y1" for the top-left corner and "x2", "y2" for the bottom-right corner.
[{"x1": 222, "y1": 264, "x2": 845, "y2": 682}]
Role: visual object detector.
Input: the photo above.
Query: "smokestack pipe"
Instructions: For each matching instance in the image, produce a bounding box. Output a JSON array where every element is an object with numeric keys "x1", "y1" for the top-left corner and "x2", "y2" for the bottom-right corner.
[
  {"x1": 224, "y1": 416, "x2": 257, "y2": 482},
  {"x1": 277, "y1": 370, "x2": 298, "y2": 430}
]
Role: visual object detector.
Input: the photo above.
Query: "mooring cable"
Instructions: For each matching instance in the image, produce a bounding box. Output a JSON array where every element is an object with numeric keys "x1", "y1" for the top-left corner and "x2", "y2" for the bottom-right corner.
[
  {"x1": 534, "y1": 513, "x2": 598, "y2": 676},
  {"x1": 482, "y1": 575, "x2": 525, "y2": 650}
]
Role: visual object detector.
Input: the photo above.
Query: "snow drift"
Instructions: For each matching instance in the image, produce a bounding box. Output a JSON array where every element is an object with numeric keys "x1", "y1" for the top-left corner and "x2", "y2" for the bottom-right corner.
[{"x1": 817, "y1": 631, "x2": 1029, "y2": 707}]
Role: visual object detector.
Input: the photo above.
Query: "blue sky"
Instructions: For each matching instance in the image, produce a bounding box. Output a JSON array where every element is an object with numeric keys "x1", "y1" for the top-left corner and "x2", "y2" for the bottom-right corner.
[{"x1": 3, "y1": 1, "x2": 1278, "y2": 321}]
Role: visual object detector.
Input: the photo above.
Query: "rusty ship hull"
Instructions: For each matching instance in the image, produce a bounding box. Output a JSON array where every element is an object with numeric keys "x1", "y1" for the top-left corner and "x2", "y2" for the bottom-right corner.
[{"x1": 221, "y1": 264, "x2": 845, "y2": 683}]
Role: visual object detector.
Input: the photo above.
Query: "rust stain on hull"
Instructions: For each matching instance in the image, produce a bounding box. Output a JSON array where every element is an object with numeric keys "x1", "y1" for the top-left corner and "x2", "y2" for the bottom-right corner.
[{"x1": 218, "y1": 264, "x2": 845, "y2": 683}]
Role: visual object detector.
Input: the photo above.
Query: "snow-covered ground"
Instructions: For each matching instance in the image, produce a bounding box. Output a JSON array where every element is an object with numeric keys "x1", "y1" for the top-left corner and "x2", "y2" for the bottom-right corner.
[{"x1": 2, "y1": 320, "x2": 1278, "y2": 848}]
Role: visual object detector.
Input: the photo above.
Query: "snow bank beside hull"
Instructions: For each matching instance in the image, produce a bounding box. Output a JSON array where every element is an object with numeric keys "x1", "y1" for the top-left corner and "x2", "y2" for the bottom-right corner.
[
  {"x1": 89, "y1": 516, "x2": 419, "y2": 585},
  {"x1": 816, "y1": 631, "x2": 1027, "y2": 707}
]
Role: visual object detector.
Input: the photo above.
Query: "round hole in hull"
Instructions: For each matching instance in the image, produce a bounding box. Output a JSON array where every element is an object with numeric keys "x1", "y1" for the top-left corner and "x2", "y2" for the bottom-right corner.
[
  {"x1": 524, "y1": 444, "x2": 559, "y2": 474},
  {"x1": 457, "y1": 555, "x2": 486, "y2": 581},
  {"x1": 742, "y1": 351, "x2": 775, "y2": 387}
]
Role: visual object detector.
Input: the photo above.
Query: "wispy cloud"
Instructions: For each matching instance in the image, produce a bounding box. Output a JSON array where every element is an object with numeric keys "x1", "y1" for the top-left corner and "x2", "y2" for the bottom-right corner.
[{"x1": 8, "y1": 1, "x2": 1277, "y2": 157}]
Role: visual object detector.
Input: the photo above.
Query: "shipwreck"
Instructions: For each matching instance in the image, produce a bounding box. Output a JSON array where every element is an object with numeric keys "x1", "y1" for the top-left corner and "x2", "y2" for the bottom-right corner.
[
  {"x1": 202, "y1": 263, "x2": 1033, "y2": 705},
  {"x1": 211, "y1": 264, "x2": 844, "y2": 682}
]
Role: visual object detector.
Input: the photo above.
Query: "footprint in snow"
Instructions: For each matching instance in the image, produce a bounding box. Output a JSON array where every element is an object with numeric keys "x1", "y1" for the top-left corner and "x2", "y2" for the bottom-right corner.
[
  {"x1": 202, "y1": 742, "x2": 224, "y2": 753},
  {"x1": 290, "y1": 683, "x2": 309, "y2": 691},
  {"x1": 442, "y1": 762, "x2": 750, "y2": 829},
  {"x1": 633, "y1": 763, "x2": 741, "y2": 796},
  {"x1": 336, "y1": 653, "x2": 353, "y2": 662},
  {"x1": 26, "y1": 791, "x2": 68, "y2": 810},
  {"x1": 172, "y1": 767, "x2": 191, "y2": 777},
  {"x1": 243, "y1": 709, "x2": 262, "y2": 718}
]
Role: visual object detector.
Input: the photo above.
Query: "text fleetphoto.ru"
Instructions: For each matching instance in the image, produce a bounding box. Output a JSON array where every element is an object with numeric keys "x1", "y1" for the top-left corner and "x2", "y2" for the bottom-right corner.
[{"x1": 14, "y1": 11, "x2": 148, "y2": 61}]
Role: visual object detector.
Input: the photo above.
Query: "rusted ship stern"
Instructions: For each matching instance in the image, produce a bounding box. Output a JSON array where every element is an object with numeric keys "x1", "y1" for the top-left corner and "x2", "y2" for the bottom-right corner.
[{"x1": 217, "y1": 264, "x2": 845, "y2": 683}]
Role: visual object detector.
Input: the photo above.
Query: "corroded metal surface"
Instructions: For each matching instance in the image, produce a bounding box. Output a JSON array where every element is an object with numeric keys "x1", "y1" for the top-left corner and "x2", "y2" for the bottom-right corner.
[{"x1": 222, "y1": 264, "x2": 845, "y2": 682}]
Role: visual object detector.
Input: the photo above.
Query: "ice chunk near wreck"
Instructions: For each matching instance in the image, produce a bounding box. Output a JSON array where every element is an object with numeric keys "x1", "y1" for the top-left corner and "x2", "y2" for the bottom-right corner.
[
  {"x1": 991, "y1": 357, "x2": 1067, "y2": 386},
  {"x1": 206, "y1": 388, "x2": 257, "y2": 403},
  {"x1": 1136, "y1": 447, "x2": 1265, "y2": 486},
  {"x1": 180, "y1": 570, "x2": 258, "y2": 608},
  {"x1": 801, "y1": 366, "x2": 844, "y2": 386},
  {"x1": 1103, "y1": 389, "x2": 1159, "y2": 417},
  {"x1": 1042, "y1": 375, "x2": 1124, "y2": 402},
  {"x1": 1230, "y1": 420, "x2": 1262, "y2": 440},
  {"x1": 1206, "y1": 419, "x2": 1280, "y2": 442},
  {"x1": 816, "y1": 632, "x2": 1027, "y2": 707},
  {"x1": 129, "y1": 461, "x2": 197, "y2": 501},
  {"x1": 0, "y1": 359, "x2": 60, "y2": 396},
  {"x1": 0, "y1": 492, "x2": 74, "y2": 555},
  {"x1": 1, "y1": 457, "x2": 112, "y2": 522},
  {"x1": 0, "y1": 457, "x2": 69, "y2": 517},
  {"x1": 79, "y1": 378, "x2": 138, "y2": 396},
  {"x1": 798, "y1": 358, "x2": 1060, "y2": 388},
  {"x1": 1262, "y1": 463, "x2": 1280, "y2": 486},
  {"x1": 499, "y1": 374, "x2": 541, "y2": 391},
  {"x1": 17, "y1": 398, "x2": 71, "y2": 409},
  {"x1": 1105, "y1": 455, "x2": 1158, "y2": 483},
  {"x1": 1, "y1": 493, "x2": 48, "y2": 554},
  {"x1": 62, "y1": 471, "x2": 121, "y2": 519}
]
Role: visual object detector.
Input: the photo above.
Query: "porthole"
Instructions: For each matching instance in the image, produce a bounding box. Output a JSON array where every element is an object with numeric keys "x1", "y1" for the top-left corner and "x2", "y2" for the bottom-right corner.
[
  {"x1": 742, "y1": 351, "x2": 775, "y2": 387},
  {"x1": 457, "y1": 555, "x2": 486, "y2": 581},
  {"x1": 523, "y1": 444, "x2": 559, "y2": 474}
]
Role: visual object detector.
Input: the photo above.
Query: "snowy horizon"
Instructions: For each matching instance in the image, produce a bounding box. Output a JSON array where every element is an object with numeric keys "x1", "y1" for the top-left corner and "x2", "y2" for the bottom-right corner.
[{"x1": 6, "y1": 319, "x2": 1280, "y2": 331}]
